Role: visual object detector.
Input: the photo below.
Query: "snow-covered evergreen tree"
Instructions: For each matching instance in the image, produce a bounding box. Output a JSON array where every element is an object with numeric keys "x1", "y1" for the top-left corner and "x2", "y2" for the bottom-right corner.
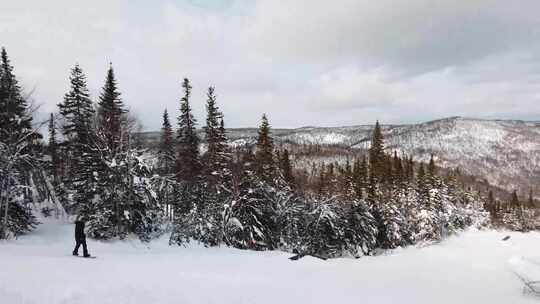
[
  {"x1": 0, "y1": 47, "x2": 43, "y2": 239},
  {"x1": 344, "y1": 199, "x2": 378, "y2": 256},
  {"x1": 158, "y1": 109, "x2": 175, "y2": 175},
  {"x1": 170, "y1": 78, "x2": 203, "y2": 246},
  {"x1": 279, "y1": 149, "x2": 295, "y2": 189},
  {"x1": 175, "y1": 78, "x2": 200, "y2": 183},
  {"x1": 223, "y1": 170, "x2": 277, "y2": 250},
  {"x1": 203, "y1": 86, "x2": 231, "y2": 189},
  {"x1": 97, "y1": 64, "x2": 125, "y2": 153},
  {"x1": 255, "y1": 114, "x2": 275, "y2": 182},
  {"x1": 47, "y1": 113, "x2": 59, "y2": 184},
  {"x1": 301, "y1": 197, "x2": 348, "y2": 258},
  {"x1": 0, "y1": 48, "x2": 38, "y2": 147},
  {"x1": 57, "y1": 64, "x2": 99, "y2": 214}
]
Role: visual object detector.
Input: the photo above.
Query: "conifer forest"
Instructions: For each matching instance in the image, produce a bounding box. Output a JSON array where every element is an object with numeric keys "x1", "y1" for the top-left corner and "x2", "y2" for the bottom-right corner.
[
  {"x1": 1, "y1": 46, "x2": 537, "y2": 261},
  {"x1": 4, "y1": 2, "x2": 540, "y2": 303}
]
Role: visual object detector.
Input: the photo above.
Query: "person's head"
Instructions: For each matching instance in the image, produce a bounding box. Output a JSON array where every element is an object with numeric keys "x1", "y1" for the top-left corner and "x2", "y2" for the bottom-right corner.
[{"x1": 75, "y1": 215, "x2": 85, "y2": 223}]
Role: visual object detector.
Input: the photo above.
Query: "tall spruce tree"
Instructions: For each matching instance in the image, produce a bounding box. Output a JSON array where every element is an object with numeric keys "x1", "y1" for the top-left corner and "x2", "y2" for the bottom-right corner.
[
  {"x1": 97, "y1": 64, "x2": 125, "y2": 153},
  {"x1": 417, "y1": 163, "x2": 430, "y2": 201},
  {"x1": 255, "y1": 114, "x2": 275, "y2": 181},
  {"x1": 510, "y1": 190, "x2": 520, "y2": 209},
  {"x1": 158, "y1": 109, "x2": 175, "y2": 174},
  {"x1": 58, "y1": 64, "x2": 95, "y2": 146},
  {"x1": 527, "y1": 190, "x2": 535, "y2": 209},
  {"x1": 170, "y1": 78, "x2": 202, "y2": 245},
  {"x1": 428, "y1": 154, "x2": 436, "y2": 177},
  {"x1": 58, "y1": 64, "x2": 96, "y2": 183},
  {"x1": 369, "y1": 121, "x2": 385, "y2": 182},
  {"x1": 48, "y1": 113, "x2": 59, "y2": 184},
  {"x1": 393, "y1": 151, "x2": 403, "y2": 186},
  {"x1": 58, "y1": 64, "x2": 100, "y2": 214},
  {"x1": 0, "y1": 47, "x2": 36, "y2": 145},
  {"x1": 0, "y1": 47, "x2": 40, "y2": 238},
  {"x1": 485, "y1": 189, "x2": 501, "y2": 221},
  {"x1": 279, "y1": 149, "x2": 295, "y2": 188},
  {"x1": 352, "y1": 158, "x2": 363, "y2": 198},
  {"x1": 203, "y1": 86, "x2": 231, "y2": 187},
  {"x1": 175, "y1": 78, "x2": 200, "y2": 183}
]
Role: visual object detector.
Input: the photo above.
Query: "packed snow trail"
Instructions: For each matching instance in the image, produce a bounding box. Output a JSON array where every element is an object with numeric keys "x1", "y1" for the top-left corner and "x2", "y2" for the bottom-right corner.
[{"x1": 1, "y1": 219, "x2": 539, "y2": 304}]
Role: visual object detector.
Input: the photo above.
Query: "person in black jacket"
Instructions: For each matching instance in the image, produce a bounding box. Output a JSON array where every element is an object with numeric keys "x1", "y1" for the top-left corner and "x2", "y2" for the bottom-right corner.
[{"x1": 72, "y1": 220, "x2": 91, "y2": 257}]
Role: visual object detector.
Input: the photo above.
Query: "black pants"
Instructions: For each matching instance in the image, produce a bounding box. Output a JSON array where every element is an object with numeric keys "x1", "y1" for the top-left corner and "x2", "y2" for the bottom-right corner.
[{"x1": 73, "y1": 238, "x2": 88, "y2": 255}]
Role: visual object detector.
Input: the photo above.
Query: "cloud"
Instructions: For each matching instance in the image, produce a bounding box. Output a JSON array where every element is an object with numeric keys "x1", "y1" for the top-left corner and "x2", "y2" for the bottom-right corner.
[{"x1": 1, "y1": 0, "x2": 539, "y2": 131}]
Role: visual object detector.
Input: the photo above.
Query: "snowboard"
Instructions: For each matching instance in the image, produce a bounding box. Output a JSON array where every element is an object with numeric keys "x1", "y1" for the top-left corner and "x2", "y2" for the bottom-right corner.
[{"x1": 73, "y1": 255, "x2": 97, "y2": 259}]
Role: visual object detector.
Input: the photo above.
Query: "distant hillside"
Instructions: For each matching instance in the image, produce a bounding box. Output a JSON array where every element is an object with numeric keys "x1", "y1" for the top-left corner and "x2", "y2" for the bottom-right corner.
[{"x1": 140, "y1": 117, "x2": 540, "y2": 196}]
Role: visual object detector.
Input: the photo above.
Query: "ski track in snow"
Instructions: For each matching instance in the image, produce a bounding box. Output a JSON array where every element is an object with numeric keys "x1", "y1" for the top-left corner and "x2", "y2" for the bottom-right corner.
[{"x1": 1, "y1": 219, "x2": 540, "y2": 304}]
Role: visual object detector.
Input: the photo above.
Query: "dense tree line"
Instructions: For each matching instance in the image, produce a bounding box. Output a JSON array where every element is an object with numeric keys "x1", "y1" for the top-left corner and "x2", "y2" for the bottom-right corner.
[
  {"x1": 484, "y1": 189, "x2": 539, "y2": 232},
  {"x1": 2, "y1": 47, "x2": 534, "y2": 259}
]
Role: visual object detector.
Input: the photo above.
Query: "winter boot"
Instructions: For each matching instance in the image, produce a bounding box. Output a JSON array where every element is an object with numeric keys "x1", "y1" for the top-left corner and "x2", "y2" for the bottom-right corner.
[{"x1": 72, "y1": 251, "x2": 79, "y2": 256}]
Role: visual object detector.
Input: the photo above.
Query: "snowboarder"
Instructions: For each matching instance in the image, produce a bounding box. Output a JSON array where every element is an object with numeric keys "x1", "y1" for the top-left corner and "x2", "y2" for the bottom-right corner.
[{"x1": 72, "y1": 219, "x2": 91, "y2": 257}]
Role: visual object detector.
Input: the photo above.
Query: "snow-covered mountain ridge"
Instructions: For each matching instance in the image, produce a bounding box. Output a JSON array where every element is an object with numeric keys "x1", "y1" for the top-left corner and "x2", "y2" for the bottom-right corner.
[{"x1": 140, "y1": 117, "x2": 540, "y2": 195}]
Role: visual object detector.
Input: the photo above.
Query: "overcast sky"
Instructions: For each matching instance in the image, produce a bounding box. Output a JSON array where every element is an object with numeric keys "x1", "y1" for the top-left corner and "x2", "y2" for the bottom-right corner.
[{"x1": 2, "y1": 0, "x2": 540, "y2": 130}]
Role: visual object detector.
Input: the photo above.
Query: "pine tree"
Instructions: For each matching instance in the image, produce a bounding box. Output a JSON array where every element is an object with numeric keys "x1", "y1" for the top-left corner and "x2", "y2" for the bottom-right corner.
[
  {"x1": 301, "y1": 197, "x2": 348, "y2": 258},
  {"x1": 527, "y1": 190, "x2": 535, "y2": 209},
  {"x1": 255, "y1": 114, "x2": 275, "y2": 181},
  {"x1": 0, "y1": 48, "x2": 40, "y2": 238},
  {"x1": 352, "y1": 158, "x2": 363, "y2": 199},
  {"x1": 83, "y1": 65, "x2": 130, "y2": 238},
  {"x1": 369, "y1": 121, "x2": 385, "y2": 182},
  {"x1": 158, "y1": 109, "x2": 175, "y2": 174},
  {"x1": 406, "y1": 156, "x2": 415, "y2": 181},
  {"x1": 326, "y1": 162, "x2": 337, "y2": 195},
  {"x1": 57, "y1": 64, "x2": 96, "y2": 202},
  {"x1": 510, "y1": 190, "x2": 520, "y2": 209},
  {"x1": 203, "y1": 86, "x2": 231, "y2": 187},
  {"x1": 97, "y1": 64, "x2": 125, "y2": 153},
  {"x1": 175, "y1": 78, "x2": 200, "y2": 183},
  {"x1": 417, "y1": 163, "x2": 425, "y2": 185},
  {"x1": 155, "y1": 109, "x2": 176, "y2": 220},
  {"x1": 417, "y1": 163, "x2": 429, "y2": 201},
  {"x1": 192, "y1": 87, "x2": 233, "y2": 246},
  {"x1": 223, "y1": 169, "x2": 278, "y2": 250},
  {"x1": 501, "y1": 190, "x2": 526, "y2": 231},
  {"x1": 341, "y1": 159, "x2": 354, "y2": 197},
  {"x1": 393, "y1": 151, "x2": 403, "y2": 185},
  {"x1": 279, "y1": 149, "x2": 295, "y2": 188},
  {"x1": 426, "y1": 154, "x2": 437, "y2": 189},
  {"x1": 0, "y1": 47, "x2": 37, "y2": 146},
  {"x1": 48, "y1": 113, "x2": 59, "y2": 184},
  {"x1": 483, "y1": 190, "x2": 495, "y2": 220},
  {"x1": 58, "y1": 64, "x2": 95, "y2": 146},
  {"x1": 58, "y1": 64, "x2": 100, "y2": 215},
  {"x1": 488, "y1": 190, "x2": 494, "y2": 206},
  {"x1": 345, "y1": 199, "x2": 378, "y2": 256},
  {"x1": 360, "y1": 156, "x2": 368, "y2": 186},
  {"x1": 317, "y1": 163, "x2": 327, "y2": 195},
  {"x1": 367, "y1": 170, "x2": 377, "y2": 202},
  {"x1": 428, "y1": 154, "x2": 436, "y2": 177},
  {"x1": 170, "y1": 78, "x2": 202, "y2": 246}
]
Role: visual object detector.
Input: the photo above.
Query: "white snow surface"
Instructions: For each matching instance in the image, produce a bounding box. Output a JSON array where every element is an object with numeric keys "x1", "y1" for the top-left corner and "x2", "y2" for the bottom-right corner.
[{"x1": 1, "y1": 219, "x2": 540, "y2": 304}]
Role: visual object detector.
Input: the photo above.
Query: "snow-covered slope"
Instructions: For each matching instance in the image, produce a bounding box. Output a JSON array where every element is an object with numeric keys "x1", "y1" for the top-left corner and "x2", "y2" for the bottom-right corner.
[
  {"x1": 140, "y1": 117, "x2": 540, "y2": 195},
  {"x1": 355, "y1": 117, "x2": 540, "y2": 196},
  {"x1": 1, "y1": 219, "x2": 539, "y2": 304}
]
